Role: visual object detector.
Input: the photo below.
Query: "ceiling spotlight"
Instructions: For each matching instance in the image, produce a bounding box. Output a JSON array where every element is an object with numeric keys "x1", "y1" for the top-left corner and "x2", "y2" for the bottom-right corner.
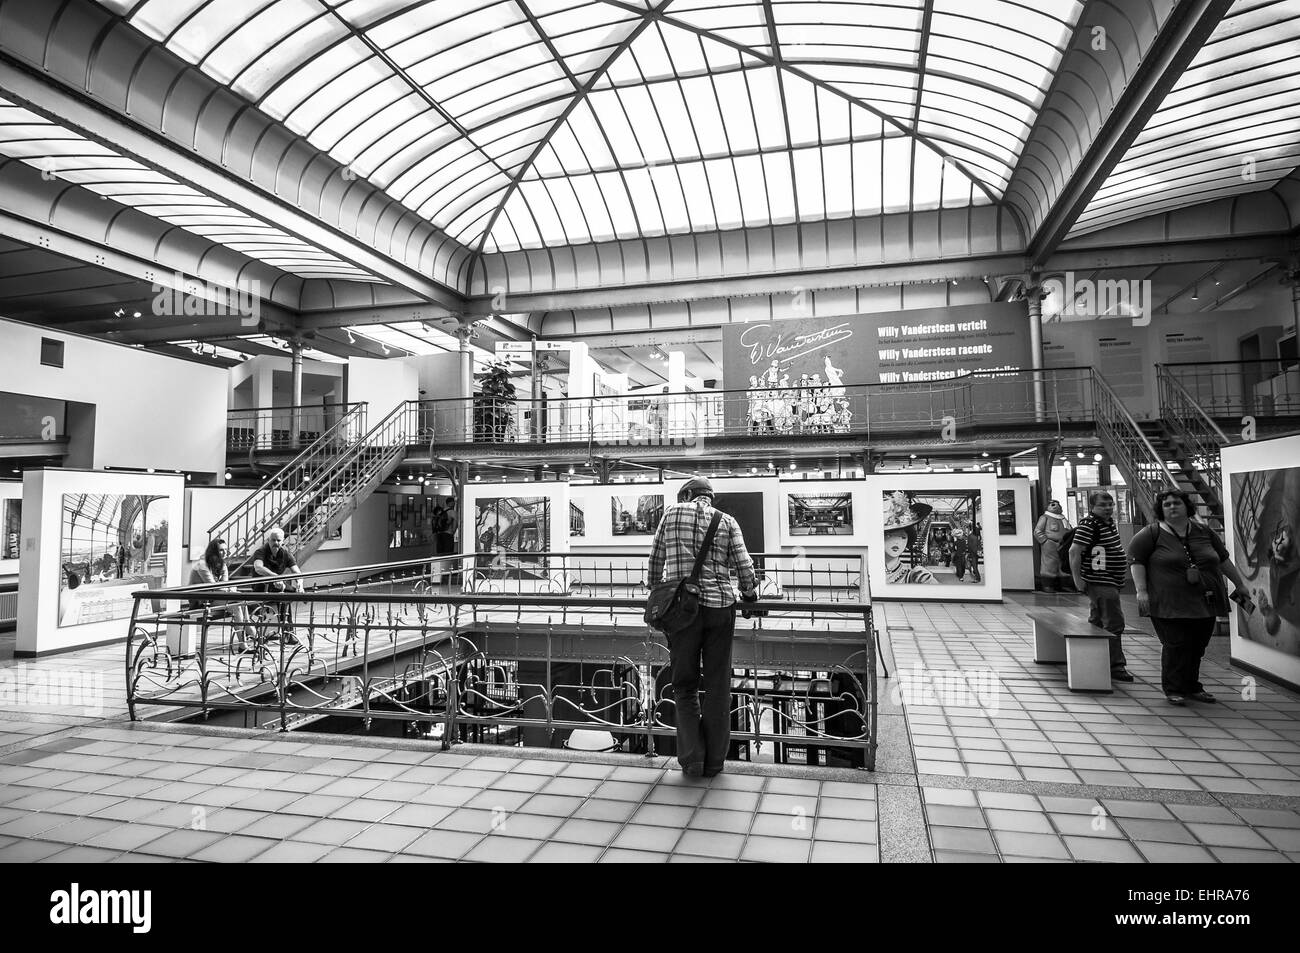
[
  {"x1": 750, "y1": 467, "x2": 757, "y2": 474},
  {"x1": 909, "y1": 453, "x2": 917, "y2": 459},
  {"x1": 395, "y1": 474, "x2": 401, "y2": 482},
  {"x1": 568, "y1": 466, "x2": 575, "y2": 474},
  {"x1": 981, "y1": 451, "x2": 989, "y2": 458},
  {"x1": 224, "y1": 471, "x2": 232, "y2": 480},
  {"x1": 132, "y1": 311, "x2": 141, "y2": 319},
  {"x1": 789, "y1": 463, "x2": 796, "y2": 470},
  {"x1": 474, "y1": 475, "x2": 481, "y2": 481},
  {"x1": 1076, "y1": 451, "x2": 1085, "y2": 459},
  {"x1": 146, "y1": 467, "x2": 155, "y2": 473},
  {"x1": 345, "y1": 329, "x2": 355, "y2": 344},
  {"x1": 1094, "y1": 453, "x2": 1103, "y2": 462},
  {"x1": 380, "y1": 343, "x2": 390, "y2": 355},
  {"x1": 1191, "y1": 284, "x2": 1199, "y2": 301},
  {"x1": 1213, "y1": 277, "x2": 1220, "y2": 286}
]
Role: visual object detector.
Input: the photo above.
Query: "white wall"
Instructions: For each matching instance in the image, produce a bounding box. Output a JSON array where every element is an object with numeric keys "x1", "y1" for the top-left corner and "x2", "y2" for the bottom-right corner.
[
  {"x1": 347, "y1": 356, "x2": 420, "y2": 421},
  {"x1": 0, "y1": 318, "x2": 227, "y2": 474},
  {"x1": 17, "y1": 469, "x2": 185, "y2": 656}
]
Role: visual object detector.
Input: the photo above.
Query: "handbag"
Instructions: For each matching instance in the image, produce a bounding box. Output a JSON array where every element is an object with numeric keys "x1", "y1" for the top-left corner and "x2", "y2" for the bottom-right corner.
[{"x1": 644, "y1": 511, "x2": 722, "y2": 634}]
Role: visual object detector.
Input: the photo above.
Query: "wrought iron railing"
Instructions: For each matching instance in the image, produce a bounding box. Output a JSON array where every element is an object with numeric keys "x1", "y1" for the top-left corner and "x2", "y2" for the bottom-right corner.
[
  {"x1": 208, "y1": 403, "x2": 369, "y2": 560},
  {"x1": 1162, "y1": 359, "x2": 1300, "y2": 419},
  {"x1": 407, "y1": 367, "x2": 1096, "y2": 449},
  {"x1": 226, "y1": 403, "x2": 358, "y2": 452},
  {"x1": 1156, "y1": 364, "x2": 1232, "y2": 516},
  {"x1": 125, "y1": 552, "x2": 878, "y2": 769},
  {"x1": 1091, "y1": 372, "x2": 1178, "y2": 522}
]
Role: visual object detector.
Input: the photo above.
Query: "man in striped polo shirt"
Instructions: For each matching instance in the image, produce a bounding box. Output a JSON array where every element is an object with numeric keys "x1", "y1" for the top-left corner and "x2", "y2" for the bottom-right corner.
[{"x1": 1070, "y1": 490, "x2": 1135, "y2": 682}]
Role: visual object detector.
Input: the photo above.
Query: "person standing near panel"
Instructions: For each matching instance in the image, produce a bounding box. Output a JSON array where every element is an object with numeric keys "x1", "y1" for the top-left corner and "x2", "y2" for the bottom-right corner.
[
  {"x1": 1034, "y1": 500, "x2": 1072, "y2": 592},
  {"x1": 1070, "y1": 491, "x2": 1135, "y2": 682},
  {"x1": 648, "y1": 477, "x2": 757, "y2": 778}
]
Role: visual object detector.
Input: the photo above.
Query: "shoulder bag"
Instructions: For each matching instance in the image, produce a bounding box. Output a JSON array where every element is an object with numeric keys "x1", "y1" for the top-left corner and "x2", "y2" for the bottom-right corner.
[{"x1": 644, "y1": 511, "x2": 722, "y2": 634}]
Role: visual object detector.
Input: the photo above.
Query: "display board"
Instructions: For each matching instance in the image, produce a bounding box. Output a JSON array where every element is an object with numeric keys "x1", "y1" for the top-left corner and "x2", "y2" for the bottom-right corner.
[
  {"x1": 462, "y1": 483, "x2": 570, "y2": 590},
  {"x1": 721, "y1": 302, "x2": 1031, "y2": 428},
  {"x1": 1223, "y1": 435, "x2": 1300, "y2": 690},
  {"x1": 17, "y1": 469, "x2": 184, "y2": 655},
  {"x1": 995, "y1": 477, "x2": 1034, "y2": 546},
  {"x1": 0, "y1": 482, "x2": 21, "y2": 573},
  {"x1": 864, "y1": 473, "x2": 1001, "y2": 601},
  {"x1": 777, "y1": 482, "x2": 873, "y2": 547}
]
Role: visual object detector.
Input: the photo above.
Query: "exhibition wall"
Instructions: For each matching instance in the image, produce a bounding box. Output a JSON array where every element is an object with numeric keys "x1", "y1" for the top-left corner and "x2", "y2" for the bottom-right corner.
[
  {"x1": 17, "y1": 468, "x2": 185, "y2": 656},
  {"x1": 0, "y1": 480, "x2": 21, "y2": 583},
  {"x1": 186, "y1": 486, "x2": 353, "y2": 561},
  {"x1": 1042, "y1": 308, "x2": 1289, "y2": 420},
  {"x1": 996, "y1": 477, "x2": 1035, "y2": 591},
  {"x1": 0, "y1": 317, "x2": 227, "y2": 474},
  {"x1": 346, "y1": 356, "x2": 420, "y2": 421},
  {"x1": 1222, "y1": 433, "x2": 1300, "y2": 691}
]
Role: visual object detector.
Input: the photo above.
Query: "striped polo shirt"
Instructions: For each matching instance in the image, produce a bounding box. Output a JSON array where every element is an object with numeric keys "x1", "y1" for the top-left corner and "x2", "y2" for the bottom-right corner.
[{"x1": 1073, "y1": 514, "x2": 1128, "y2": 587}]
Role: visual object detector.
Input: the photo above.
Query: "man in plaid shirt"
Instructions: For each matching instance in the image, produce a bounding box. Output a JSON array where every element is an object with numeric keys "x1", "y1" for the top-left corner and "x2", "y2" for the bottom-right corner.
[{"x1": 648, "y1": 477, "x2": 758, "y2": 777}]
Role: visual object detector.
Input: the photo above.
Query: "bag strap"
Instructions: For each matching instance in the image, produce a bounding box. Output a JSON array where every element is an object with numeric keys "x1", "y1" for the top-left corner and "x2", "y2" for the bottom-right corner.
[{"x1": 687, "y1": 511, "x2": 723, "y2": 584}]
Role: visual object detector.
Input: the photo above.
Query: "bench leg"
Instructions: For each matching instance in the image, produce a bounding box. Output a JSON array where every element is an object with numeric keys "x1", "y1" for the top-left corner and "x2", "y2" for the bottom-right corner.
[
  {"x1": 1033, "y1": 621, "x2": 1067, "y2": 664},
  {"x1": 1066, "y1": 637, "x2": 1114, "y2": 693}
]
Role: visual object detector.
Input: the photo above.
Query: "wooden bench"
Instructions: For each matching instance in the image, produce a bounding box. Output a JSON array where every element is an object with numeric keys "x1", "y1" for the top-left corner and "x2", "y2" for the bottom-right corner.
[{"x1": 1027, "y1": 609, "x2": 1113, "y2": 693}]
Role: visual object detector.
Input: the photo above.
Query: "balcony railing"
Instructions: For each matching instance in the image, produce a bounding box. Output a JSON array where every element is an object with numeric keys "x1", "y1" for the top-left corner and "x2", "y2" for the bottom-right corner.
[
  {"x1": 1162, "y1": 360, "x2": 1300, "y2": 420},
  {"x1": 227, "y1": 403, "x2": 360, "y2": 452},
  {"x1": 125, "y1": 552, "x2": 878, "y2": 769},
  {"x1": 409, "y1": 367, "x2": 1096, "y2": 449}
]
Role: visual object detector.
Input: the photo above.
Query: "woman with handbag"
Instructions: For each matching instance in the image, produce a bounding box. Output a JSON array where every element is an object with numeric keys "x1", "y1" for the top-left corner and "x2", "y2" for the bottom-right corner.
[{"x1": 1128, "y1": 490, "x2": 1252, "y2": 706}]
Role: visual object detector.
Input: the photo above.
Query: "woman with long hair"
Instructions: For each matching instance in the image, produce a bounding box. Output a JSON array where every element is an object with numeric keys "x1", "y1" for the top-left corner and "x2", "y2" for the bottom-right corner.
[{"x1": 189, "y1": 537, "x2": 253, "y2": 650}]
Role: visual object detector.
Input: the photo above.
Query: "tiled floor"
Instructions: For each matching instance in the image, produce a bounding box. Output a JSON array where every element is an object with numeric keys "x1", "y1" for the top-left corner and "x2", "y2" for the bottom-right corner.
[{"x1": 2, "y1": 590, "x2": 1300, "y2": 862}]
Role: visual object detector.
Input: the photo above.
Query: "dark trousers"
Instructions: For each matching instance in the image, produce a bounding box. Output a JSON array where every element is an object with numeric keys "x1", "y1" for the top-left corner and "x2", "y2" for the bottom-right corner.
[
  {"x1": 1151, "y1": 616, "x2": 1214, "y2": 695},
  {"x1": 668, "y1": 604, "x2": 736, "y2": 771},
  {"x1": 1085, "y1": 582, "x2": 1128, "y2": 670}
]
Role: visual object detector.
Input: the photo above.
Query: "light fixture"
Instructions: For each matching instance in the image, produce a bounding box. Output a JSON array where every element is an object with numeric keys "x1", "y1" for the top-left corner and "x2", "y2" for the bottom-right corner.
[
  {"x1": 474, "y1": 475, "x2": 481, "y2": 481},
  {"x1": 789, "y1": 462, "x2": 797, "y2": 470},
  {"x1": 146, "y1": 467, "x2": 154, "y2": 473},
  {"x1": 224, "y1": 471, "x2": 232, "y2": 480},
  {"x1": 750, "y1": 467, "x2": 757, "y2": 474},
  {"x1": 1191, "y1": 284, "x2": 1199, "y2": 301},
  {"x1": 981, "y1": 451, "x2": 989, "y2": 458},
  {"x1": 380, "y1": 343, "x2": 390, "y2": 355},
  {"x1": 346, "y1": 329, "x2": 355, "y2": 344},
  {"x1": 568, "y1": 466, "x2": 575, "y2": 474},
  {"x1": 1076, "y1": 452, "x2": 1085, "y2": 459},
  {"x1": 132, "y1": 311, "x2": 141, "y2": 319},
  {"x1": 1094, "y1": 453, "x2": 1103, "y2": 463},
  {"x1": 909, "y1": 453, "x2": 917, "y2": 459}
]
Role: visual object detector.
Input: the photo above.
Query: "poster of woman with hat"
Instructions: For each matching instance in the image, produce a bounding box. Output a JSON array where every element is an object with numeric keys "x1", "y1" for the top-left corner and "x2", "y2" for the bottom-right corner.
[
  {"x1": 882, "y1": 489, "x2": 985, "y2": 585},
  {"x1": 882, "y1": 492, "x2": 938, "y2": 585}
]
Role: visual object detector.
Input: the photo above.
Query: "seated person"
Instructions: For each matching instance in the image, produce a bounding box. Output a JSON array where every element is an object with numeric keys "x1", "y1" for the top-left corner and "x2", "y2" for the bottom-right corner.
[
  {"x1": 251, "y1": 527, "x2": 303, "y2": 642},
  {"x1": 189, "y1": 538, "x2": 253, "y2": 649}
]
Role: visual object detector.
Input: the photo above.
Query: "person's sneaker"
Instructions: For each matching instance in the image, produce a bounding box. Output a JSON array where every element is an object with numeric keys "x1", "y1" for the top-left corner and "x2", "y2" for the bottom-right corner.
[
  {"x1": 1111, "y1": 669, "x2": 1135, "y2": 682},
  {"x1": 1166, "y1": 693, "x2": 1186, "y2": 706},
  {"x1": 1188, "y1": 691, "x2": 1217, "y2": 703}
]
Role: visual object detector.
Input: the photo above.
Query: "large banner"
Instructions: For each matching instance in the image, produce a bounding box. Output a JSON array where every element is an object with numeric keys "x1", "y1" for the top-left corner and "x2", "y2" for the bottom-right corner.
[
  {"x1": 723, "y1": 302, "x2": 1030, "y2": 389},
  {"x1": 722, "y1": 302, "x2": 1031, "y2": 429}
]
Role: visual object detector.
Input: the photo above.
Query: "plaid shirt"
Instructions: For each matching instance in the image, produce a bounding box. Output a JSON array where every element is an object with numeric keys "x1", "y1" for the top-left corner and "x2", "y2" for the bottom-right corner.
[{"x1": 648, "y1": 500, "x2": 757, "y2": 608}]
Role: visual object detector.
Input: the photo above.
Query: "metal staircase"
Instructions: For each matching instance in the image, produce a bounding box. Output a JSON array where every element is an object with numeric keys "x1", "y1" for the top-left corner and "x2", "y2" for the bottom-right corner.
[
  {"x1": 209, "y1": 401, "x2": 414, "y2": 568},
  {"x1": 1089, "y1": 371, "x2": 1179, "y2": 522},
  {"x1": 1155, "y1": 364, "x2": 1233, "y2": 530},
  {"x1": 1090, "y1": 368, "x2": 1231, "y2": 531}
]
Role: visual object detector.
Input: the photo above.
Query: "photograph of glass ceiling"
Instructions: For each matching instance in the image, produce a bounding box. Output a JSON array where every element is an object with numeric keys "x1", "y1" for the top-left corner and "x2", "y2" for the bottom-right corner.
[{"x1": 94, "y1": 0, "x2": 1081, "y2": 254}]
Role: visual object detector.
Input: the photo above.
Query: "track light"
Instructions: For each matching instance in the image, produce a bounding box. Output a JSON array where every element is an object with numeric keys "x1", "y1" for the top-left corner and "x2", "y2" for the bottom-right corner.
[
  {"x1": 345, "y1": 329, "x2": 355, "y2": 344},
  {"x1": 1191, "y1": 284, "x2": 1199, "y2": 301},
  {"x1": 1076, "y1": 452, "x2": 1085, "y2": 459},
  {"x1": 789, "y1": 462, "x2": 796, "y2": 470},
  {"x1": 1094, "y1": 453, "x2": 1103, "y2": 462}
]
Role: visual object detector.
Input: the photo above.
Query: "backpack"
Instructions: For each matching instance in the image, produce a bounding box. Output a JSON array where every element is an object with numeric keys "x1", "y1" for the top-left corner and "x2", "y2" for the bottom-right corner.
[{"x1": 1057, "y1": 527, "x2": 1077, "y2": 565}]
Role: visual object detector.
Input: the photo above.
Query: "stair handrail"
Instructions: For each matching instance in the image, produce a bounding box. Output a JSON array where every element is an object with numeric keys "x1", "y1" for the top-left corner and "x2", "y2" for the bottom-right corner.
[
  {"x1": 236, "y1": 400, "x2": 417, "y2": 559},
  {"x1": 1089, "y1": 369, "x2": 1178, "y2": 522},
  {"x1": 1156, "y1": 364, "x2": 1231, "y2": 445},
  {"x1": 208, "y1": 402, "x2": 368, "y2": 547},
  {"x1": 1156, "y1": 364, "x2": 1231, "y2": 516}
]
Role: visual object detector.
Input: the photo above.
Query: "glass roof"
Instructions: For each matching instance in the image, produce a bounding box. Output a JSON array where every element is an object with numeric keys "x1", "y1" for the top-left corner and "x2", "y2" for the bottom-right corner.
[
  {"x1": 98, "y1": 0, "x2": 1082, "y2": 253},
  {"x1": 0, "y1": 96, "x2": 382, "y2": 282},
  {"x1": 1073, "y1": 0, "x2": 1300, "y2": 235}
]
